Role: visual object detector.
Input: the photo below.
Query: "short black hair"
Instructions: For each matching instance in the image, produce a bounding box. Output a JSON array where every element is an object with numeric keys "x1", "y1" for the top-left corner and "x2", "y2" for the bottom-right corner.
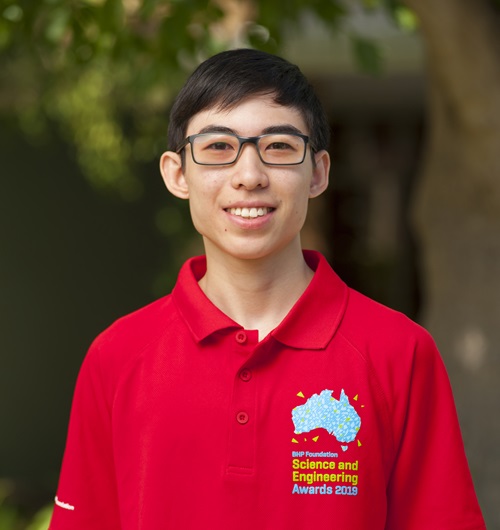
[{"x1": 167, "y1": 48, "x2": 330, "y2": 154}]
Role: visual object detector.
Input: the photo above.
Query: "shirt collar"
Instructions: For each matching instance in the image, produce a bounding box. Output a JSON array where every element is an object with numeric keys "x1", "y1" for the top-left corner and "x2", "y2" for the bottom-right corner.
[
  {"x1": 172, "y1": 255, "x2": 240, "y2": 342},
  {"x1": 172, "y1": 250, "x2": 348, "y2": 349}
]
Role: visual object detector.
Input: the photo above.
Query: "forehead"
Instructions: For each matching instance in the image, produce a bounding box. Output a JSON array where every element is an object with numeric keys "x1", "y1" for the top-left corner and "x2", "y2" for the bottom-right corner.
[{"x1": 185, "y1": 95, "x2": 308, "y2": 136}]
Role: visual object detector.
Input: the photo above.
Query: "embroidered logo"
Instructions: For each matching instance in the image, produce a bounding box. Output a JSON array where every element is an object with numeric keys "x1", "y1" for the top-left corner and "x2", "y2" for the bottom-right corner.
[
  {"x1": 291, "y1": 389, "x2": 363, "y2": 496},
  {"x1": 292, "y1": 389, "x2": 361, "y2": 451}
]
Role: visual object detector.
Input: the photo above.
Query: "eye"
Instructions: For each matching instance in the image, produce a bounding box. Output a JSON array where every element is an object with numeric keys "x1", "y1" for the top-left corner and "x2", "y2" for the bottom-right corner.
[
  {"x1": 206, "y1": 141, "x2": 234, "y2": 151},
  {"x1": 267, "y1": 142, "x2": 294, "y2": 150},
  {"x1": 262, "y1": 134, "x2": 302, "y2": 153}
]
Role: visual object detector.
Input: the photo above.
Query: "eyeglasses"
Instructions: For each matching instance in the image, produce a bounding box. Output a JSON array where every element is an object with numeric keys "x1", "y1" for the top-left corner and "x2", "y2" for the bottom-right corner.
[{"x1": 176, "y1": 132, "x2": 312, "y2": 166}]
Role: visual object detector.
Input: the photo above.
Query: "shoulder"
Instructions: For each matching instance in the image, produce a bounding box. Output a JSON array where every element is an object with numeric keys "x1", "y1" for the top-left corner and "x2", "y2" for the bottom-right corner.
[
  {"x1": 94, "y1": 294, "x2": 176, "y2": 351},
  {"x1": 338, "y1": 289, "x2": 454, "y2": 455},
  {"x1": 338, "y1": 288, "x2": 442, "y2": 413},
  {"x1": 81, "y1": 294, "x2": 180, "y2": 386},
  {"x1": 340, "y1": 288, "x2": 435, "y2": 355}
]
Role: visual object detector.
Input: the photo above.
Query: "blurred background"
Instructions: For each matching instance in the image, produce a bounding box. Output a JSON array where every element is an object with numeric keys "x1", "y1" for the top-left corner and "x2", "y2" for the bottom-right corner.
[{"x1": 1, "y1": 0, "x2": 499, "y2": 528}]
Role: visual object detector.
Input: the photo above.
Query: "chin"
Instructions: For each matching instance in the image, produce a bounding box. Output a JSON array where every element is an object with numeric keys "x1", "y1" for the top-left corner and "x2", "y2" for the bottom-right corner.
[{"x1": 219, "y1": 240, "x2": 297, "y2": 263}]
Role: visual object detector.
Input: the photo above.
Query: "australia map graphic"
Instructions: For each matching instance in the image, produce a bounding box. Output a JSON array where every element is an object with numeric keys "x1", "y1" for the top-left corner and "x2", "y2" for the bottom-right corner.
[{"x1": 292, "y1": 389, "x2": 362, "y2": 451}]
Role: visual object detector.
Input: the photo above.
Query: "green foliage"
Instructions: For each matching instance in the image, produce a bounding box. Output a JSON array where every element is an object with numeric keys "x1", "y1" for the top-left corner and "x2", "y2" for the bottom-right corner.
[
  {"x1": 0, "y1": 480, "x2": 17, "y2": 530},
  {"x1": 0, "y1": 480, "x2": 51, "y2": 530},
  {"x1": 25, "y1": 505, "x2": 52, "y2": 530},
  {"x1": 0, "y1": 0, "x2": 228, "y2": 194},
  {"x1": 45, "y1": 66, "x2": 140, "y2": 200},
  {"x1": 352, "y1": 36, "x2": 382, "y2": 75},
  {"x1": 0, "y1": 504, "x2": 52, "y2": 530},
  {"x1": 253, "y1": 0, "x2": 347, "y2": 49},
  {"x1": 0, "y1": 505, "x2": 18, "y2": 530},
  {"x1": 393, "y1": 6, "x2": 418, "y2": 31},
  {"x1": 0, "y1": 0, "x2": 409, "y2": 195}
]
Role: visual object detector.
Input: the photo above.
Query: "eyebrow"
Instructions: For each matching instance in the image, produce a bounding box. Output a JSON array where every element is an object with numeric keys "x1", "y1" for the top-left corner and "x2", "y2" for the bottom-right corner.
[
  {"x1": 196, "y1": 124, "x2": 305, "y2": 136},
  {"x1": 262, "y1": 124, "x2": 304, "y2": 135},
  {"x1": 197, "y1": 125, "x2": 235, "y2": 135}
]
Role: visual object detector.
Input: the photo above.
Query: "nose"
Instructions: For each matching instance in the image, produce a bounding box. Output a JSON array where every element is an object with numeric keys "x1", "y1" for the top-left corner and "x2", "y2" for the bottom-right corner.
[{"x1": 231, "y1": 143, "x2": 269, "y2": 190}]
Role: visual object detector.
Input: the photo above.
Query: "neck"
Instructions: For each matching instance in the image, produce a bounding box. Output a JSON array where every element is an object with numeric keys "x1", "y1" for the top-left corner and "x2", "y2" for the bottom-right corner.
[{"x1": 198, "y1": 242, "x2": 314, "y2": 340}]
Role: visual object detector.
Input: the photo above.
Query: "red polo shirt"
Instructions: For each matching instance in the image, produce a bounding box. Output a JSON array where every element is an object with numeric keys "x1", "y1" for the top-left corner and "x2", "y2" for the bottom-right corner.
[{"x1": 50, "y1": 251, "x2": 485, "y2": 530}]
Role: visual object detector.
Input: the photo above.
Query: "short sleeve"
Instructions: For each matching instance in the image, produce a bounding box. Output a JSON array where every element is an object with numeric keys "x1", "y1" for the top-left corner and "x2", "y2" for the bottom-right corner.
[
  {"x1": 49, "y1": 342, "x2": 121, "y2": 529},
  {"x1": 385, "y1": 331, "x2": 485, "y2": 530}
]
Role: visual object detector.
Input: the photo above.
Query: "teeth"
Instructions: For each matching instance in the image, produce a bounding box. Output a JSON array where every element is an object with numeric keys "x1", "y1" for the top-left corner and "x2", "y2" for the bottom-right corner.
[{"x1": 228, "y1": 207, "x2": 271, "y2": 218}]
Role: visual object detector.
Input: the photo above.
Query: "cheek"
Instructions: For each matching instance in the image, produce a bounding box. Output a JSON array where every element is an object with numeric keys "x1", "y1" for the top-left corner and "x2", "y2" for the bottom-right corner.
[
  {"x1": 295, "y1": 204, "x2": 309, "y2": 228},
  {"x1": 189, "y1": 198, "x2": 210, "y2": 227},
  {"x1": 294, "y1": 196, "x2": 312, "y2": 232},
  {"x1": 187, "y1": 186, "x2": 223, "y2": 236},
  {"x1": 291, "y1": 185, "x2": 312, "y2": 215}
]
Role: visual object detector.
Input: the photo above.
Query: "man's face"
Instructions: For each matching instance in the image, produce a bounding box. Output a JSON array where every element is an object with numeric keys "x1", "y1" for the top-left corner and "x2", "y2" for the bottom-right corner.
[{"x1": 161, "y1": 95, "x2": 329, "y2": 263}]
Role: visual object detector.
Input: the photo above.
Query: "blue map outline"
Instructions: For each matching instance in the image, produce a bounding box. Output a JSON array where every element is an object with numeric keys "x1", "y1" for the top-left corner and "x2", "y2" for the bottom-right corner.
[{"x1": 292, "y1": 389, "x2": 361, "y2": 445}]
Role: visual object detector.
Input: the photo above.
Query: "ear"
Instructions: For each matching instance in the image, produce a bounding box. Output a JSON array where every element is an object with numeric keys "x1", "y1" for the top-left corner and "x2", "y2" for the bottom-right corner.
[
  {"x1": 309, "y1": 149, "x2": 330, "y2": 198},
  {"x1": 159, "y1": 151, "x2": 189, "y2": 199}
]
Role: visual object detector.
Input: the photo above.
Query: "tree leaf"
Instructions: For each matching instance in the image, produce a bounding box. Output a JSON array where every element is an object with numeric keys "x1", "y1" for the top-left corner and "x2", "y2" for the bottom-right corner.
[
  {"x1": 351, "y1": 36, "x2": 383, "y2": 75},
  {"x1": 393, "y1": 6, "x2": 418, "y2": 31},
  {"x1": 44, "y1": 6, "x2": 70, "y2": 43}
]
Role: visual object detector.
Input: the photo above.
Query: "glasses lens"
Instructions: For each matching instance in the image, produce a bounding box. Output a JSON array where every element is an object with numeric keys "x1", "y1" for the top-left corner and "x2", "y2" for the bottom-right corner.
[
  {"x1": 190, "y1": 133, "x2": 308, "y2": 165},
  {"x1": 258, "y1": 134, "x2": 306, "y2": 165},
  {"x1": 192, "y1": 134, "x2": 239, "y2": 165}
]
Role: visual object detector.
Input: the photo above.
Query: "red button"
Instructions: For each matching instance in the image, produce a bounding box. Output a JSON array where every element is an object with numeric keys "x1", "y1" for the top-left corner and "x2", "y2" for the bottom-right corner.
[
  {"x1": 235, "y1": 331, "x2": 247, "y2": 344},
  {"x1": 239, "y1": 369, "x2": 252, "y2": 382},
  {"x1": 236, "y1": 411, "x2": 249, "y2": 424}
]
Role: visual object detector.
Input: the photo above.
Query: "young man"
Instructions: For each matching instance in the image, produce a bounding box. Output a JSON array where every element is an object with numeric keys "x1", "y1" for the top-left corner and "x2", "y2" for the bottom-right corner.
[{"x1": 50, "y1": 49, "x2": 485, "y2": 529}]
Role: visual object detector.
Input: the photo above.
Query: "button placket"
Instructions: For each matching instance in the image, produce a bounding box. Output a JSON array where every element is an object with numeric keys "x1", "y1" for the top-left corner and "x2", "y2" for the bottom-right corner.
[
  {"x1": 236, "y1": 411, "x2": 249, "y2": 424},
  {"x1": 235, "y1": 331, "x2": 247, "y2": 344},
  {"x1": 239, "y1": 369, "x2": 252, "y2": 382},
  {"x1": 227, "y1": 330, "x2": 257, "y2": 476}
]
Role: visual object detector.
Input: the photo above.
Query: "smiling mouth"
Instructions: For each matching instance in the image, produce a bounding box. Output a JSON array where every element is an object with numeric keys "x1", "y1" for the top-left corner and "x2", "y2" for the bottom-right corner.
[{"x1": 226, "y1": 207, "x2": 274, "y2": 219}]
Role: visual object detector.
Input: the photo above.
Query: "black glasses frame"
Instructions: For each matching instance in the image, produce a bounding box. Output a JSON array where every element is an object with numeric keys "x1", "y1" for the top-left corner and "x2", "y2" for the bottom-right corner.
[{"x1": 176, "y1": 132, "x2": 313, "y2": 166}]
